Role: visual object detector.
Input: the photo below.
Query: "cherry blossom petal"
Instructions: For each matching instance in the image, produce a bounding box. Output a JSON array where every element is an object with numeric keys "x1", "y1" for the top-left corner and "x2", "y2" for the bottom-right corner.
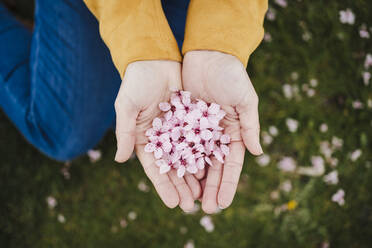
[
  {"x1": 171, "y1": 128, "x2": 181, "y2": 141},
  {"x1": 176, "y1": 142, "x2": 188, "y2": 151},
  {"x1": 177, "y1": 166, "x2": 186, "y2": 178},
  {"x1": 162, "y1": 142, "x2": 172, "y2": 153},
  {"x1": 155, "y1": 159, "x2": 167, "y2": 167},
  {"x1": 220, "y1": 134, "x2": 231, "y2": 144},
  {"x1": 159, "y1": 102, "x2": 171, "y2": 112},
  {"x1": 159, "y1": 164, "x2": 171, "y2": 174},
  {"x1": 197, "y1": 100, "x2": 208, "y2": 111},
  {"x1": 208, "y1": 103, "x2": 220, "y2": 115},
  {"x1": 145, "y1": 128, "x2": 155, "y2": 137},
  {"x1": 221, "y1": 144, "x2": 230, "y2": 156},
  {"x1": 187, "y1": 165, "x2": 198, "y2": 174},
  {"x1": 216, "y1": 110, "x2": 226, "y2": 120},
  {"x1": 200, "y1": 117, "x2": 209, "y2": 130},
  {"x1": 214, "y1": 150, "x2": 224, "y2": 163},
  {"x1": 212, "y1": 131, "x2": 222, "y2": 140},
  {"x1": 164, "y1": 111, "x2": 173, "y2": 121},
  {"x1": 159, "y1": 133, "x2": 170, "y2": 142},
  {"x1": 200, "y1": 130, "x2": 213, "y2": 140},
  {"x1": 197, "y1": 158, "x2": 205, "y2": 169},
  {"x1": 175, "y1": 110, "x2": 186, "y2": 119},
  {"x1": 205, "y1": 156, "x2": 212, "y2": 166},
  {"x1": 154, "y1": 148, "x2": 163, "y2": 159},
  {"x1": 144, "y1": 143, "x2": 156, "y2": 153},
  {"x1": 186, "y1": 132, "x2": 196, "y2": 142},
  {"x1": 152, "y1": 118, "x2": 162, "y2": 130}
]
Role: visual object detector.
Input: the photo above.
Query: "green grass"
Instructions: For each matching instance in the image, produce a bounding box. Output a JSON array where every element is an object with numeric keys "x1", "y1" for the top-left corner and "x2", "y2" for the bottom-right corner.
[{"x1": 1, "y1": 0, "x2": 372, "y2": 247}]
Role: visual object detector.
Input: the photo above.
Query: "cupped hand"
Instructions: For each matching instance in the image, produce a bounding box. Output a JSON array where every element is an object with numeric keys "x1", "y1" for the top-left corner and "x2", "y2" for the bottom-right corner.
[
  {"x1": 114, "y1": 60, "x2": 201, "y2": 211},
  {"x1": 182, "y1": 51, "x2": 263, "y2": 213}
]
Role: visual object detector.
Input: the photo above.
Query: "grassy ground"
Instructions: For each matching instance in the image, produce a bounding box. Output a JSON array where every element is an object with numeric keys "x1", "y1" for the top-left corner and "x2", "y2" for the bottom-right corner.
[{"x1": 1, "y1": 0, "x2": 372, "y2": 247}]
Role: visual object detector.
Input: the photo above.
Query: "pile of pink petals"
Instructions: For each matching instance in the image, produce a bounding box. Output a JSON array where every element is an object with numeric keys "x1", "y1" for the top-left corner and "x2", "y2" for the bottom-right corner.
[{"x1": 144, "y1": 90, "x2": 230, "y2": 178}]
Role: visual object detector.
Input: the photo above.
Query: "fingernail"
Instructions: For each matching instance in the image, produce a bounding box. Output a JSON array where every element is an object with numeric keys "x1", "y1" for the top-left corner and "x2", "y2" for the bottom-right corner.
[
  {"x1": 114, "y1": 150, "x2": 120, "y2": 161},
  {"x1": 257, "y1": 143, "x2": 263, "y2": 155},
  {"x1": 218, "y1": 205, "x2": 227, "y2": 210}
]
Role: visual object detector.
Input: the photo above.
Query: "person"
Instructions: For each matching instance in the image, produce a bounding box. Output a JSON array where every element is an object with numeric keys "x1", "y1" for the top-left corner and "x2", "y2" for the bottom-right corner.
[{"x1": 0, "y1": 0, "x2": 267, "y2": 214}]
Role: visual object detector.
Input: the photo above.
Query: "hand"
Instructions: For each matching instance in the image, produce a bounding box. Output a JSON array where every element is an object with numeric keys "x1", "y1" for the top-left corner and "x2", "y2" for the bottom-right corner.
[
  {"x1": 182, "y1": 51, "x2": 263, "y2": 213},
  {"x1": 114, "y1": 60, "x2": 201, "y2": 211}
]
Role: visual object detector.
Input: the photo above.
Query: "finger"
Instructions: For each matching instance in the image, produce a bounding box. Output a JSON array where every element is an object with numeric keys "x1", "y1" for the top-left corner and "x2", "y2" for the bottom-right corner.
[
  {"x1": 114, "y1": 95, "x2": 139, "y2": 162},
  {"x1": 195, "y1": 168, "x2": 205, "y2": 180},
  {"x1": 218, "y1": 140, "x2": 245, "y2": 209},
  {"x1": 236, "y1": 91, "x2": 263, "y2": 155},
  {"x1": 168, "y1": 170, "x2": 195, "y2": 212},
  {"x1": 202, "y1": 159, "x2": 223, "y2": 214},
  {"x1": 136, "y1": 145, "x2": 179, "y2": 208},
  {"x1": 198, "y1": 178, "x2": 207, "y2": 201},
  {"x1": 184, "y1": 174, "x2": 202, "y2": 199}
]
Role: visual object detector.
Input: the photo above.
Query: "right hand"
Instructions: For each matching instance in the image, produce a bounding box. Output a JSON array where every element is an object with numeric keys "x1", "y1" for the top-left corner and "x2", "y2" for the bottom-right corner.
[{"x1": 114, "y1": 60, "x2": 201, "y2": 212}]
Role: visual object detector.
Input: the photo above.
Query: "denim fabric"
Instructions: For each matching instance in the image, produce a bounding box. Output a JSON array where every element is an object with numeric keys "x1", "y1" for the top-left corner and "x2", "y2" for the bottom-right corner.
[{"x1": 0, "y1": 0, "x2": 188, "y2": 161}]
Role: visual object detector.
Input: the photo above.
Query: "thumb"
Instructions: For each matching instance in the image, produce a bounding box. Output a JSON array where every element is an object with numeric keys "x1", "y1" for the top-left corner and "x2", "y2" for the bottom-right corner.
[
  {"x1": 114, "y1": 95, "x2": 138, "y2": 162},
  {"x1": 236, "y1": 90, "x2": 263, "y2": 156}
]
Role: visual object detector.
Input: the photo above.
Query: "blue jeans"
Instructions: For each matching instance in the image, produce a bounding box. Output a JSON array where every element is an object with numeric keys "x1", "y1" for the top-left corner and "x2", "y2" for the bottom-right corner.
[{"x1": 0, "y1": 0, "x2": 189, "y2": 161}]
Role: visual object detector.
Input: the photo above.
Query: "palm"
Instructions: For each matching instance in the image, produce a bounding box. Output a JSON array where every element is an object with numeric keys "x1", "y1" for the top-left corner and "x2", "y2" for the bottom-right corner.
[
  {"x1": 114, "y1": 61, "x2": 200, "y2": 211},
  {"x1": 182, "y1": 51, "x2": 262, "y2": 213}
]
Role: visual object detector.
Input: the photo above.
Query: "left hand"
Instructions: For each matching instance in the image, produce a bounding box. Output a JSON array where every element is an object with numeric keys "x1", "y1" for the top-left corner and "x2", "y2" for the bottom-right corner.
[{"x1": 182, "y1": 50, "x2": 263, "y2": 213}]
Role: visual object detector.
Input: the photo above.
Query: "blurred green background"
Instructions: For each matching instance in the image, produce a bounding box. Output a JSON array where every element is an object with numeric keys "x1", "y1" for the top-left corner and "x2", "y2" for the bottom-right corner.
[{"x1": 1, "y1": 0, "x2": 372, "y2": 247}]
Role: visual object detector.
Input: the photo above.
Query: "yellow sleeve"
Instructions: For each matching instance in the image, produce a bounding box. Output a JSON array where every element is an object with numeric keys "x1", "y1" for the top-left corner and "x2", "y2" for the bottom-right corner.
[
  {"x1": 83, "y1": 0, "x2": 182, "y2": 78},
  {"x1": 182, "y1": 0, "x2": 268, "y2": 67}
]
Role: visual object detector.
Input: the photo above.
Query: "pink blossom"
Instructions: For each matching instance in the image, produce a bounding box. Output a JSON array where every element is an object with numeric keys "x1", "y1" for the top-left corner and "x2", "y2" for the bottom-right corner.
[
  {"x1": 275, "y1": 0, "x2": 287, "y2": 8},
  {"x1": 359, "y1": 25, "x2": 370, "y2": 39},
  {"x1": 339, "y1": 9, "x2": 355, "y2": 25},
  {"x1": 350, "y1": 149, "x2": 362, "y2": 161},
  {"x1": 266, "y1": 8, "x2": 276, "y2": 21},
  {"x1": 362, "y1": 71, "x2": 371, "y2": 85},
  {"x1": 87, "y1": 149, "x2": 101, "y2": 163},
  {"x1": 324, "y1": 171, "x2": 339, "y2": 185},
  {"x1": 145, "y1": 90, "x2": 230, "y2": 177},
  {"x1": 256, "y1": 154, "x2": 270, "y2": 167},
  {"x1": 200, "y1": 216, "x2": 215, "y2": 232},
  {"x1": 332, "y1": 189, "x2": 345, "y2": 206},
  {"x1": 365, "y1": 53, "x2": 372, "y2": 69},
  {"x1": 278, "y1": 157, "x2": 296, "y2": 172},
  {"x1": 286, "y1": 118, "x2": 299, "y2": 132}
]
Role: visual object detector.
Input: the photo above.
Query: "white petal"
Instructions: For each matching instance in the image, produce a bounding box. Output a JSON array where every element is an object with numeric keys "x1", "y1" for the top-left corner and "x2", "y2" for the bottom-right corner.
[
  {"x1": 205, "y1": 156, "x2": 212, "y2": 166},
  {"x1": 220, "y1": 134, "x2": 231, "y2": 144},
  {"x1": 187, "y1": 165, "x2": 198, "y2": 174},
  {"x1": 196, "y1": 100, "x2": 208, "y2": 111},
  {"x1": 154, "y1": 148, "x2": 163, "y2": 159},
  {"x1": 212, "y1": 131, "x2": 222, "y2": 141},
  {"x1": 155, "y1": 159, "x2": 167, "y2": 167},
  {"x1": 164, "y1": 111, "x2": 173, "y2": 121},
  {"x1": 200, "y1": 130, "x2": 213, "y2": 140},
  {"x1": 208, "y1": 103, "x2": 220, "y2": 115},
  {"x1": 185, "y1": 132, "x2": 195, "y2": 142},
  {"x1": 197, "y1": 158, "x2": 205, "y2": 169},
  {"x1": 159, "y1": 102, "x2": 171, "y2": 111},
  {"x1": 200, "y1": 117, "x2": 209, "y2": 129},
  {"x1": 145, "y1": 128, "x2": 155, "y2": 137},
  {"x1": 152, "y1": 118, "x2": 162, "y2": 129},
  {"x1": 144, "y1": 143, "x2": 155, "y2": 153},
  {"x1": 221, "y1": 144, "x2": 230, "y2": 156},
  {"x1": 171, "y1": 128, "x2": 181, "y2": 141},
  {"x1": 175, "y1": 110, "x2": 186, "y2": 119},
  {"x1": 159, "y1": 164, "x2": 171, "y2": 174},
  {"x1": 214, "y1": 151, "x2": 224, "y2": 163},
  {"x1": 177, "y1": 166, "x2": 186, "y2": 178},
  {"x1": 176, "y1": 142, "x2": 187, "y2": 151},
  {"x1": 159, "y1": 133, "x2": 170, "y2": 142},
  {"x1": 216, "y1": 110, "x2": 226, "y2": 120},
  {"x1": 162, "y1": 142, "x2": 172, "y2": 153}
]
